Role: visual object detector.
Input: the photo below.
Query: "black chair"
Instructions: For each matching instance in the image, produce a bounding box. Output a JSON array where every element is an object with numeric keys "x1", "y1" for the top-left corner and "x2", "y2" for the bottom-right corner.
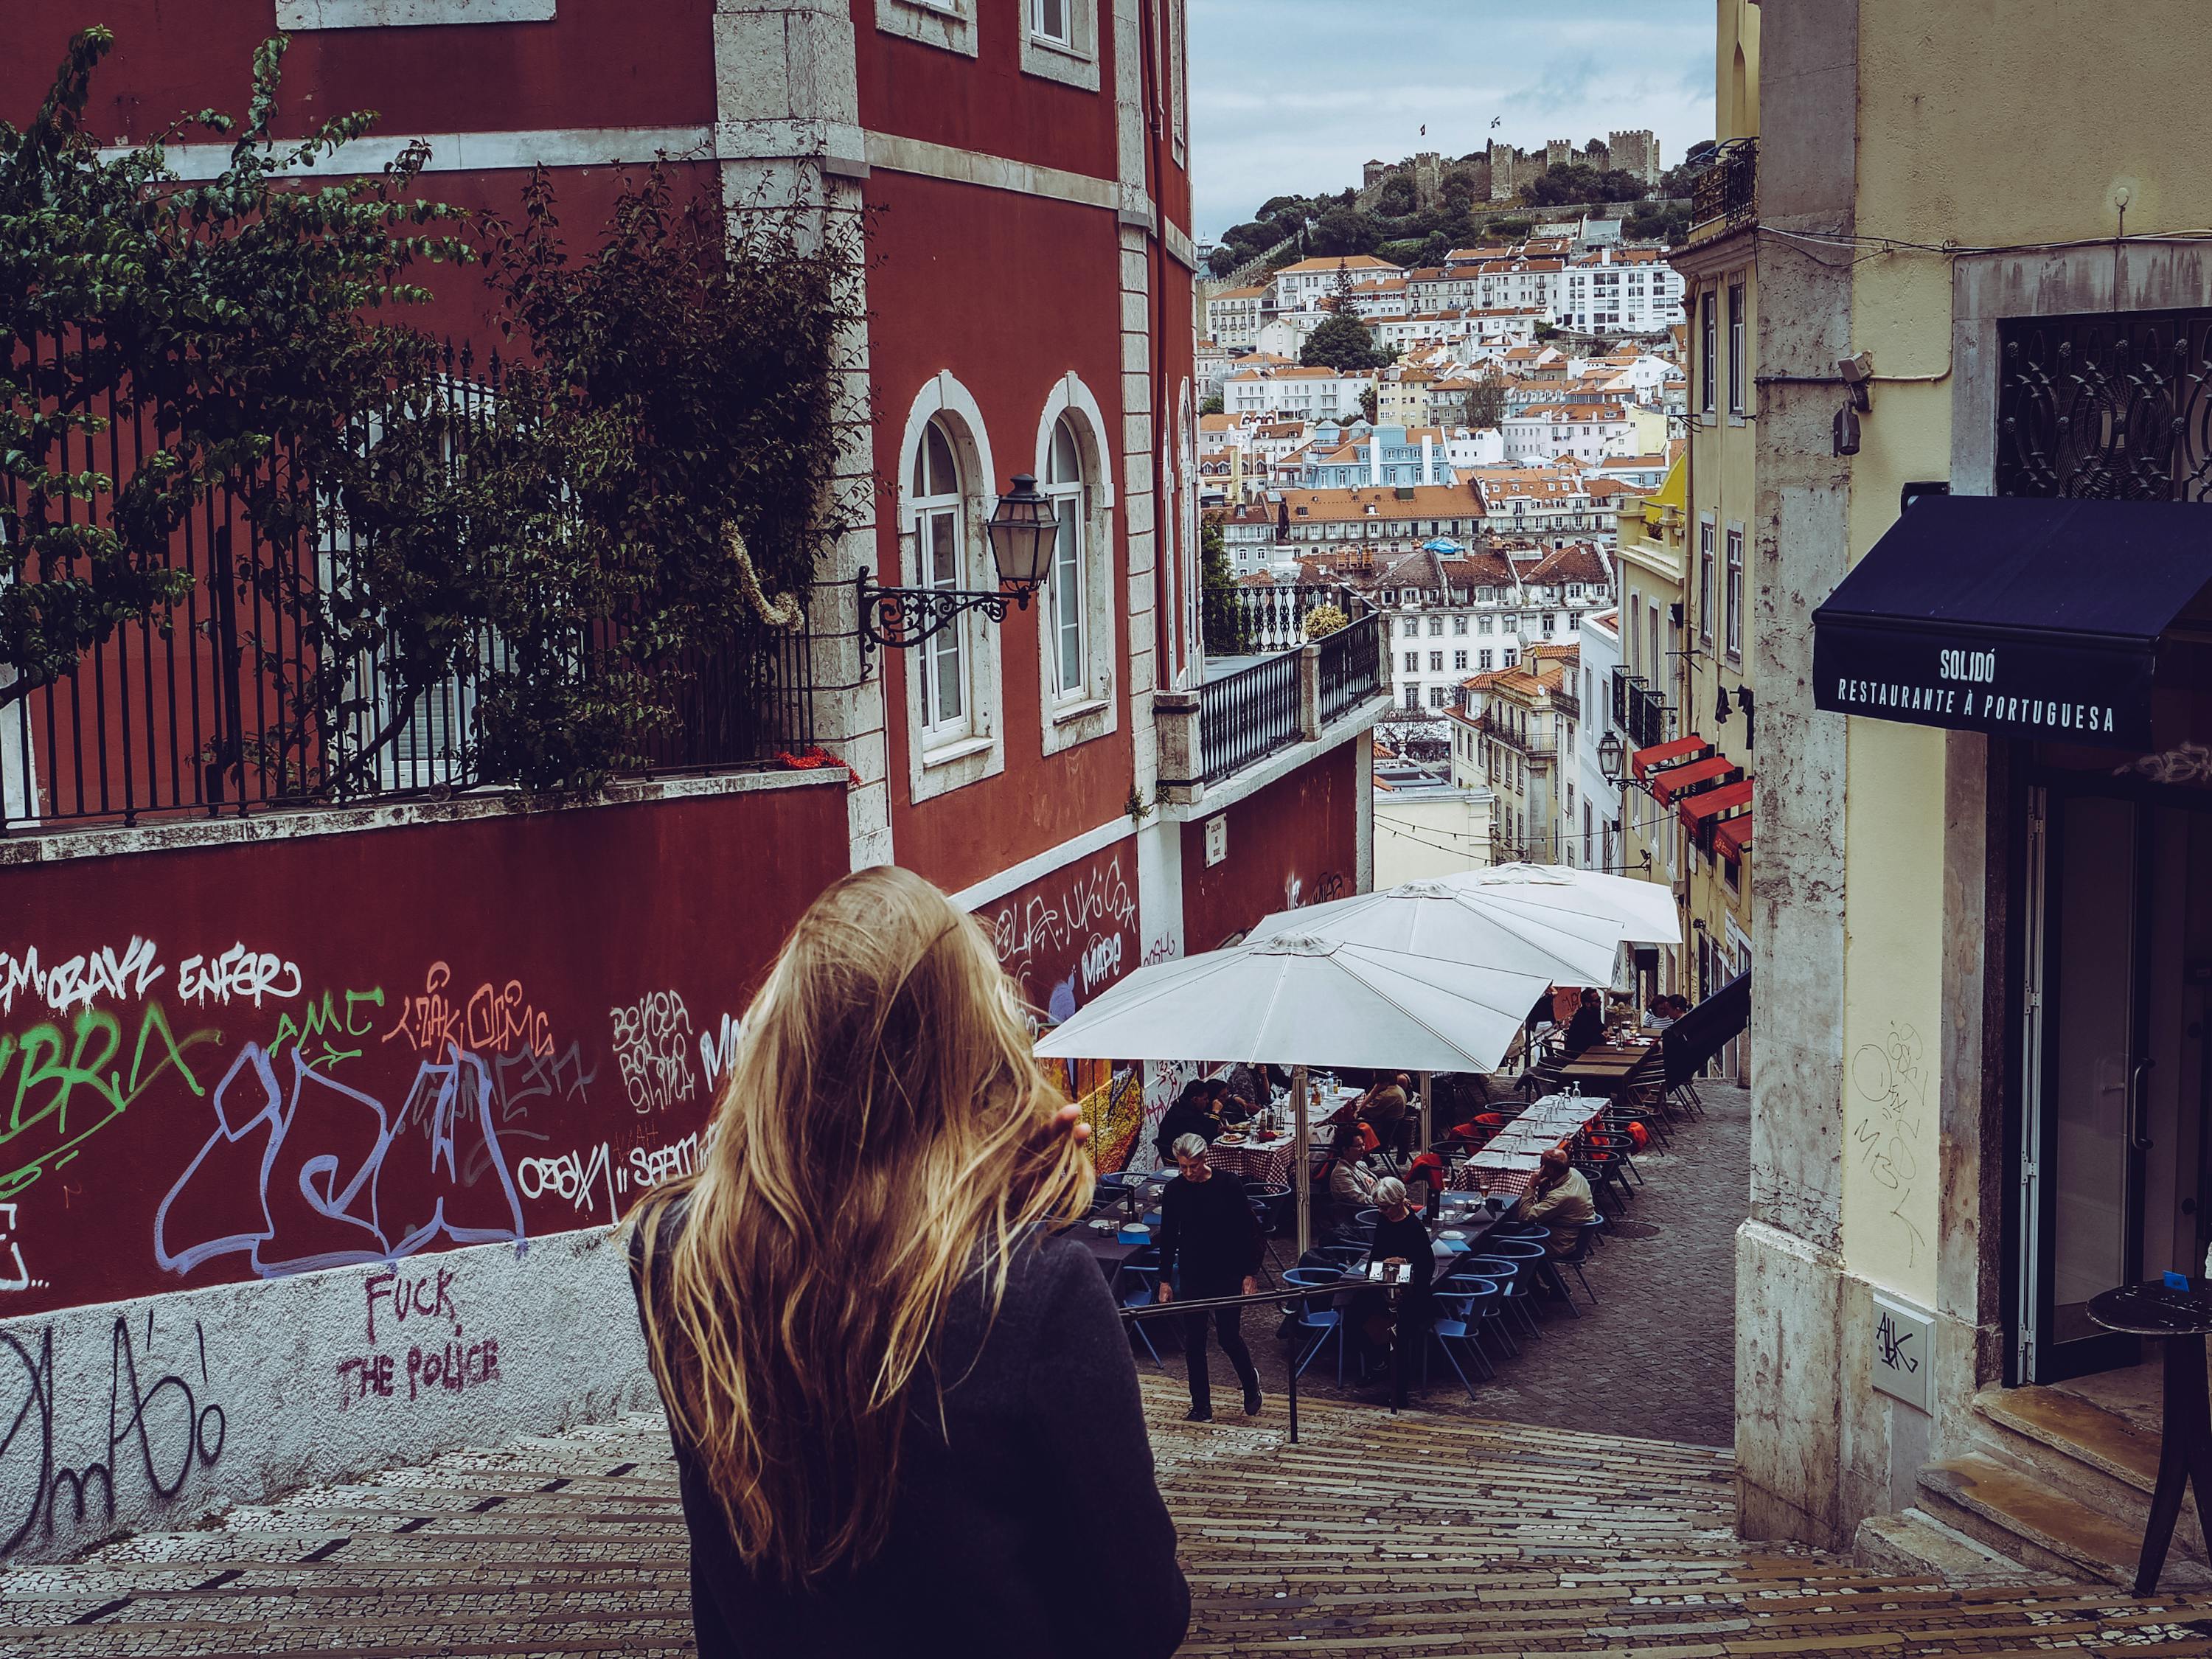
[{"x1": 1557, "y1": 1218, "x2": 1605, "y2": 1307}]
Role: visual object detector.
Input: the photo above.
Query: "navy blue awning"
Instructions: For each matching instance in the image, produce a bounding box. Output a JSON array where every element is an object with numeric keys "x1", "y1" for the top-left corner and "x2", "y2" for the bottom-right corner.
[{"x1": 1812, "y1": 495, "x2": 2212, "y2": 750}]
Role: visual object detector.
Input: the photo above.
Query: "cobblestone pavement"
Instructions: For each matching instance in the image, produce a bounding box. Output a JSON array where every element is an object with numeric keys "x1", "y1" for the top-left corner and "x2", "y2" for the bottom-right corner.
[
  {"x1": 15, "y1": 1376, "x2": 2212, "y2": 1655},
  {"x1": 1213, "y1": 1082, "x2": 1750, "y2": 1447}
]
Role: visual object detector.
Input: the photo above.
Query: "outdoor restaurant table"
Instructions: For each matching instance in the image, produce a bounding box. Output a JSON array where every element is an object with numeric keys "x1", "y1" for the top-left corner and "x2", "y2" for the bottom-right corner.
[
  {"x1": 2087, "y1": 1281, "x2": 2212, "y2": 1593},
  {"x1": 1074, "y1": 1230, "x2": 1150, "y2": 1283},
  {"x1": 1202, "y1": 1086, "x2": 1358, "y2": 1186},
  {"x1": 1450, "y1": 1092, "x2": 1610, "y2": 1197},
  {"x1": 1554, "y1": 1038, "x2": 1660, "y2": 1097}
]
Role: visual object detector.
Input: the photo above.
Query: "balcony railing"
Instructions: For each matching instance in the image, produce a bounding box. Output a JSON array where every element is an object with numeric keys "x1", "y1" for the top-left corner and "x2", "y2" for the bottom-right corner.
[
  {"x1": 1201, "y1": 650, "x2": 1301, "y2": 786},
  {"x1": 1689, "y1": 138, "x2": 1758, "y2": 237},
  {"x1": 1207, "y1": 583, "x2": 1354, "y2": 658},
  {"x1": 1610, "y1": 667, "x2": 1674, "y2": 751},
  {"x1": 1318, "y1": 613, "x2": 1382, "y2": 725},
  {"x1": 0, "y1": 342, "x2": 815, "y2": 832}
]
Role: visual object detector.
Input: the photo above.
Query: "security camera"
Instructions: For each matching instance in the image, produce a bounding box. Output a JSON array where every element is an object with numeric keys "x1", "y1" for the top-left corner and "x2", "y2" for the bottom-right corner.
[{"x1": 1837, "y1": 351, "x2": 1874, "y2": 411}]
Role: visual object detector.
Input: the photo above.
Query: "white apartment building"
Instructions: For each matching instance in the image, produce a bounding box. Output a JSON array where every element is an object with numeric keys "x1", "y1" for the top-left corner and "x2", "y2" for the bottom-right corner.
[
  {"x1": 1501, "y1": 400, "x2": 1641, "y2": 464},
  {"x1": 1203, "y1": 284, "x2": 1267, "y2": 349},
  {"x1": 1465, "y1": 464, "x2": 1646, "y2": 546},
  {"x1": 1558, "y1": 250, "x2": 1686, "y2": 335},
  {"x1": 1325, "y1": 540, "x2": 1615, "y2": 717},
  {"x1": 1268, "y1": 254, "x2": 1403, "y2": 311},
  {"x1": 1222, "y1": 365, "x2": 1375, "y2": 422}
]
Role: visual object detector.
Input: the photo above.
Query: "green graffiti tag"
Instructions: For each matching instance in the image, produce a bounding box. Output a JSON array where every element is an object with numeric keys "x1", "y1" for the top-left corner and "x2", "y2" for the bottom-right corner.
[
  {"x1": 0, "y1": 1004, "x2": 221, "y2": 1201},
  {"x1": 268, "y1": 988, "x2": 386, "y2": 1071}
]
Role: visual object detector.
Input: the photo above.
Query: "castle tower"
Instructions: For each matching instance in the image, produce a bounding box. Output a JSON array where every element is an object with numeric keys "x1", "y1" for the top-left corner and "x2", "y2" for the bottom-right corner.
[
  {"x1": 1487, "y1": 139, "x2": 1520, "y2": 202},
  {"x1": 1607, "y1": 129, "x2": 1660, "y2": 185},
  {"x1": 1544, "y1": 139, "x2": 1573, "y2": 172}
]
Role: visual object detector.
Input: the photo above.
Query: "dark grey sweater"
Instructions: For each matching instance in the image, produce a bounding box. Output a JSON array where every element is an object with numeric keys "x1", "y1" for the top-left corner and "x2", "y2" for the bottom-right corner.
[{"x1": 633, "y1": 1211, "x2": 1189, "y2": 1658}]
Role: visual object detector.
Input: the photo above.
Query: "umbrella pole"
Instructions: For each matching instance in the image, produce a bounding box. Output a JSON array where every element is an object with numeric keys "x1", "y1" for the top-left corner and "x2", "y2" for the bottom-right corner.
[
  {"x1": 1416, "y1": 1069, "x2": 1433, "y2": 1155},
  {"x1": 1293, "y1": 1062, "x2": 1311, "y2": 1259}
]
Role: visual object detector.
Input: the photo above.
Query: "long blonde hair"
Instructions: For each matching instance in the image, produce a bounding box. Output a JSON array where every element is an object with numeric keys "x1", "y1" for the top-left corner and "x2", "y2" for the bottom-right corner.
[{"x1": 630, "y1": 866, "x2": 1093, "y2": 1586}]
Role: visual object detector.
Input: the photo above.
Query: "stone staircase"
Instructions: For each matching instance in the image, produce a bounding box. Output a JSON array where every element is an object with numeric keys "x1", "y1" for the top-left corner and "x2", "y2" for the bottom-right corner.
[
  {"x1": 1869, "y1": 1368, "x2": 2212, "y2": 1591},
  {"x1": 9, "y1": 1377, "x2": 2212, "y2": 1654}
]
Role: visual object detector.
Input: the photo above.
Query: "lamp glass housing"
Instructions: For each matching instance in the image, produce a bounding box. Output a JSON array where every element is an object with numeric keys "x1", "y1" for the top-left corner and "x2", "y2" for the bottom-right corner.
[
  {"x1": 1598, "y1": 728, "x2": 1626, "y2": 783},
  {"x1": 986, "y1": 473, "x2": 1059, "y2": 594}
]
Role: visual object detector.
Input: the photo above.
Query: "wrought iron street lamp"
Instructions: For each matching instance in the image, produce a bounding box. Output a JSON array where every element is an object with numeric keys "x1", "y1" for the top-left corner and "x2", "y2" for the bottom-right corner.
[
  {"x1": 1598, "y1": 728, "x2": 1627, "y2": 784},
  {"x1": 856, "y1": 474, "x2": 1058, "y2": 663}
]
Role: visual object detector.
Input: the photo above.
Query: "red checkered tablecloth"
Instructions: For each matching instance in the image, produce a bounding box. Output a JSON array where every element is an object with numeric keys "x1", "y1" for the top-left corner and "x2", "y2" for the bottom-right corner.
[{"x1": 1203, "y1": 1137, "x2": 1295, "y2": 1187}]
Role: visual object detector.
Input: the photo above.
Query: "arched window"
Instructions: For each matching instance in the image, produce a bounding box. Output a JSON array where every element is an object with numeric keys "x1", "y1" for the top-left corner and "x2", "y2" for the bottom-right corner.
[
  {"x1": 911, "y1": 417, "x2": 967, "y2": 737},
  {"x1": 1044, "y1": 414, "x2": 1087, "y2": 699}
]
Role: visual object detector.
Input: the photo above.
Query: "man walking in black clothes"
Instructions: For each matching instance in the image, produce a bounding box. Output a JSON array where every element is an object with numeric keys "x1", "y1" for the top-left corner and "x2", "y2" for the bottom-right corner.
[{"x1": 1155, "y1": 1133, "x2": 1264, "y2": 1422}]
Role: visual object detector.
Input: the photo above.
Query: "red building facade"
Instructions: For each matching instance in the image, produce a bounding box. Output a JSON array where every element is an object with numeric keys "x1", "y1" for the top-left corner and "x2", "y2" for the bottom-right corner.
[{"x1": 0, "y1": 0, "x2": 1383, "y2": 1560}]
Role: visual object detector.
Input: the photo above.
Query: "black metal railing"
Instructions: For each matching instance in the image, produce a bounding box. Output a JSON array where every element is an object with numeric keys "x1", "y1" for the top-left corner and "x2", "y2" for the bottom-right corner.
[
  {"x1": 1201, "y1": 649, "x2": 1301, "y2": 785},
  {"x1": 0, "y1": 336, "x2": 815, "y2": 832},
  {"x1": 1690, "y1": 137, "x2": 1757, "y2": 234},
  {"x1": 1610, "y1": 667, "x2": 1672, "y2": 751},
  {"x1": 1210, "y1": 583, "x2": 1351, "y2": 658},
  {"x1": 1317, "y1": 613, "x2": 1382, "y2": 723}
]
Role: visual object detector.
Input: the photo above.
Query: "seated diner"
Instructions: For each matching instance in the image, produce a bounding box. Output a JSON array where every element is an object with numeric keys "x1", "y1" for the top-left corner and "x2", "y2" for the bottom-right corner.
[{"x1": 1513, "y1": 1146, "x2": 1595, "y2": 1253}]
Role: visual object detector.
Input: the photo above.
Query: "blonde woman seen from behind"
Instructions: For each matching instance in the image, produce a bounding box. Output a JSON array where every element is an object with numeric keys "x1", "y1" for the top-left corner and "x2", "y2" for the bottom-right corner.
[{"x1": 629, "y1": 867, "x2": 1189, "y2": 1658}]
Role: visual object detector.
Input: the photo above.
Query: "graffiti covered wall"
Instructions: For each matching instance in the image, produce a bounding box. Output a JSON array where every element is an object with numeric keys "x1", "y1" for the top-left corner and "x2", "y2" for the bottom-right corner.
[
  {"x1": 972, "y1": 839, "x2": 1150, "y2": 1172},
  {"x1": 0, "y1": 778, "x2": 849, "y2": 1560}
]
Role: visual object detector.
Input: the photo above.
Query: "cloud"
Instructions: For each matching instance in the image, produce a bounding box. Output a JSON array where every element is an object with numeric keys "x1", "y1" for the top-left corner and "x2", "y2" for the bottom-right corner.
[{"x1": 1191, "y1": 0, "x2": 1715, "y2": 242}]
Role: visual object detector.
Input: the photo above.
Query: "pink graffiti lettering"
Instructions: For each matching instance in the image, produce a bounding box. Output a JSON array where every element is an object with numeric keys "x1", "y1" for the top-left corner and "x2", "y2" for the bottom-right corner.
[{"x1": 386, "y1": 965, "x2": 553, "y2": 1059}]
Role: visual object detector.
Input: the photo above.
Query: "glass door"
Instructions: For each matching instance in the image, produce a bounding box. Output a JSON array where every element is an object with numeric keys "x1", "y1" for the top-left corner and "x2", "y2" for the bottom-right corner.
[{"x1": 2018, "y1": 787, "x2": 2147, "y2": 1382}]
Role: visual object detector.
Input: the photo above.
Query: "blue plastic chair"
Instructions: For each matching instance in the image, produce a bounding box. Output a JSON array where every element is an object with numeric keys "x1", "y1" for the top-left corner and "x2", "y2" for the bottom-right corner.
[
  {"x1": 1453, "y1": 1256, "x2": 1528, "y2": 1349},
  {"x1": 1286, "y1": 1276, "x2": 1347, "y2": 1385},
  {"x1": 1116, "y1": 1254, "x2": 1165, "y2": 1367},
  {"x1": 1478, "y1": 1235, "x2": 1574, "y2": 1324},
  {"x1": 1427, "y1": 1281, "x2": 1502, "y2": 1397}
]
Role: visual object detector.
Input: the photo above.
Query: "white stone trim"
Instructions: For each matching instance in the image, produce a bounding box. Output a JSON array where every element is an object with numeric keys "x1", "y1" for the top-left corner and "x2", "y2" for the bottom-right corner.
[
  {"x1": 946, "y1": 816, "x2": 1135, "y2": 911},
  {"x1": 108, "y1": 126, "x2": 711, "y2": 181},
  {"x1": 277, "y1": 0, "x2": 553, "y2": 24},
  {"x1": 863, "y1": 131, "x2": 1117, "y2": 209},
  {"x1": 873, "y1": 0, "x2": 976, "y2": 56},
  {"x1": 1034, "y1": 375, "x2": 1121, "y2": 757},
  {"x1": 1019, "y1": 0, "x2": 1101, "y2": 91},
  {"x1": 0, "y1": 768, "x2": 841, "y2": 872},
  {"x1": 894, "y1": 374, "x2": 1006, "y2": 804}
]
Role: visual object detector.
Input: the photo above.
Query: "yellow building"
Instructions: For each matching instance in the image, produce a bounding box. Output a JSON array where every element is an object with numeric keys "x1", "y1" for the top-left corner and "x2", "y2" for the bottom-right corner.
[
  {"x1": 1611, "y1": 453, "x2": 1689, "y2": 998},
  {"x1": 1665, "y1": 0, "x2": 1758, "y2": 1066},
  {"x1": 1742, "y1": 0, "x2": 2212, "y2": 1582}
]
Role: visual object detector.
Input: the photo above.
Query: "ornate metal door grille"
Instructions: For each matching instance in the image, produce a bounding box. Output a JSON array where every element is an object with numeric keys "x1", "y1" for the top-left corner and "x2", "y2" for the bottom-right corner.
[{"x1": 1997, "y1": 309, "x2": 2212, "y2": 501}]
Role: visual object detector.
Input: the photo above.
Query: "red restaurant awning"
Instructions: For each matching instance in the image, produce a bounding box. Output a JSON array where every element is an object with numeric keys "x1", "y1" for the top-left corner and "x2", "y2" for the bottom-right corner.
[
  {"x1": 1714, "y1": 812, "x2": 1753, "y2": 858},
  {"x1": 1632, "y1": 735, "x2": 1709, "y2": 780},
  {"x1": 1679, "y1": 779, "x2": 1753, "y2": 827},
  {"x1": 1648, "y1": 754, "x2": 1736, "y2": 804}
]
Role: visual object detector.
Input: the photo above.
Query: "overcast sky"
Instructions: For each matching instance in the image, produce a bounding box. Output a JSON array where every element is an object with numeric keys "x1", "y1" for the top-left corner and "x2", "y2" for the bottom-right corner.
[{"x1": 1190, "y1": 0, "x2": 1717, "y2": 243}]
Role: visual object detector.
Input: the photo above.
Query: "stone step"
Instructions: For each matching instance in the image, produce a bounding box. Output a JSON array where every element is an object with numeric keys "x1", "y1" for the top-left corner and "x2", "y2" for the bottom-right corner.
[
  {"x1": 1971, "y1": 1380, "x2": 2212, "y2": 1562},
  {"x1": 1852, "y1": 1503, "x2": 2062, "y2": 1586},
  {"x1": 1916, "y1": 1451, "x2": 2211, "y2": 1587}
]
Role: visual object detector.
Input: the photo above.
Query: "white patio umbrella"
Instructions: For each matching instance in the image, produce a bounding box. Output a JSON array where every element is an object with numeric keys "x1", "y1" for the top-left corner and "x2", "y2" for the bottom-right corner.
[
  {"x1": 1244, "y1": 863, "x2": 1682, "y2": 1142},
  {"x1": 1034, "y1": 933, "x2": 1551, "y2": 1253}
]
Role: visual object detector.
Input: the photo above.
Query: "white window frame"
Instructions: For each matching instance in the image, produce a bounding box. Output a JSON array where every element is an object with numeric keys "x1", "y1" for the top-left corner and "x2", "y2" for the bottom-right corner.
[
  {"x1": 897, "y1": 375, "x2": 1004, "y2": 802},
  {"x1": 1699, "y1": 517, "x2": 1717, "y2": 644},
  {"x1": 1725, "y1": 524, "x2": 1746, "y2": 661},
  {"x1": 1033, "y1": 376, "x2": 1119, "y2": 755},
  {"x1": 1020, "y1": 0, "x2": 1099, "y2": 90},
  {"x1": 877, "y1": 0, "x2": 977, "y2": 56}
]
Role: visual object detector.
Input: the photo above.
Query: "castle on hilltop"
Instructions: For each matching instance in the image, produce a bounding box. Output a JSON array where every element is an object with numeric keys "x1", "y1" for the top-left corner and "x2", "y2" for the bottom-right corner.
[{"x1": 1360, "y1": 132, "x2": 1663, "y2": 211}]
